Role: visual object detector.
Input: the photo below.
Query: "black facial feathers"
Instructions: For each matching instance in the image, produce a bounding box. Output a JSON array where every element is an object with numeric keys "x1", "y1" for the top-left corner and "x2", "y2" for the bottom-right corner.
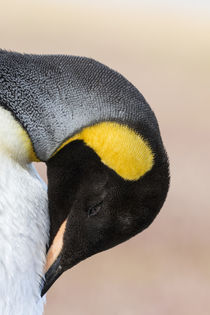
[{"x1": 42, "y1": 136, "x2": 169, "y2": 295}]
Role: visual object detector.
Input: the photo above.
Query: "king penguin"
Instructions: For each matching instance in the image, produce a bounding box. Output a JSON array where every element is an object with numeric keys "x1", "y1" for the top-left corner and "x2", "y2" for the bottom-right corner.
[{"x1": 0, "y1": 50, "x2": 169, "y2": 310}]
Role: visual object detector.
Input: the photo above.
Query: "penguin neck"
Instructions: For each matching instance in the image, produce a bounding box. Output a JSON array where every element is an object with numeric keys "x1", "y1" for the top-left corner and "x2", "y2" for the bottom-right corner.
[
  {"x1": 0, "y1": 107, "x2": 38, "y2": 164},
  {"x1": 0, "y1": 107, "x2": 49, "y2": 315}
]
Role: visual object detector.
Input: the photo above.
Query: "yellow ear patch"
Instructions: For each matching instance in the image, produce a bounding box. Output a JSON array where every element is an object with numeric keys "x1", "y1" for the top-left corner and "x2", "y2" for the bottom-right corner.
[{"x1": 52, "y1": 122, "x2": 154, "y2": 181}]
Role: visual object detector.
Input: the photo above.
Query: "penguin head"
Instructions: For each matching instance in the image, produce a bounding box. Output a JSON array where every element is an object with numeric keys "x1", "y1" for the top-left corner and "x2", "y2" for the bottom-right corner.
[
  {"x1": 0, "y1": 51, "x2": 169, "y2": 297},
  {"x1": 41, "y1": 122, "x2": 169, "y2": 296}
]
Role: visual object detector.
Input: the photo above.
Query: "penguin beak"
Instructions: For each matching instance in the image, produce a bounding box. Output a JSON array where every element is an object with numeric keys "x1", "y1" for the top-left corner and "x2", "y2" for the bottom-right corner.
[
  {"x1": 41, "y1": 255, "x2": 63, "y2": 297},
  {"x1": 41, "y1": 219, "x2": 67, "y2": 297}
]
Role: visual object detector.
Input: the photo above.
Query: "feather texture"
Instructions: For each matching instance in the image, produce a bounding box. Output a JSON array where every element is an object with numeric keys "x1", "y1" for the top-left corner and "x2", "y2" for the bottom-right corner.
[{"x1": 0, "y1": 107, "x2": 49, "y2": 315}]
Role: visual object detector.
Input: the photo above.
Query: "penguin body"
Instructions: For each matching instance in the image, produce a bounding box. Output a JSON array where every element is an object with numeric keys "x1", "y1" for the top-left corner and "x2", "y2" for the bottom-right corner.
[{"x1": 0, "y1": 50, "x2": 170, "y2": 304}]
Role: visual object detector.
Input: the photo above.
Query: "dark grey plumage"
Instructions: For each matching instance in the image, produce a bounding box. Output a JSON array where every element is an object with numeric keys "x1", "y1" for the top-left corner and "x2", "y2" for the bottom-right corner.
[{"x1": 0, "y1": 50, "x2": 160, "y2": 160}]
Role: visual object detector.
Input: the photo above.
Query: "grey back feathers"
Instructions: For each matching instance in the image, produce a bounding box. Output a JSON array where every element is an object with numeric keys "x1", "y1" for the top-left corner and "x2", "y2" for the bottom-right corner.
[{"x1": 0, "y1": 50, "x2": 160, "y2": 161}]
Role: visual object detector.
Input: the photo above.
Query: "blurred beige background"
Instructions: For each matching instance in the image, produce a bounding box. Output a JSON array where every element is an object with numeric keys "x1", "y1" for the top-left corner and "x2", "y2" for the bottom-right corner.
[{"x1": 1, "y1": 0, "x2": 210, "y2": 314}]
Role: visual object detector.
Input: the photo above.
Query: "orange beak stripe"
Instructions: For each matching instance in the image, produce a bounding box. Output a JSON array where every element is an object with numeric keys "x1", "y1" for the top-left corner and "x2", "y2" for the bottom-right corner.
[{"x1": 45, "y1": 219, "x2": 67, "y2": 273}]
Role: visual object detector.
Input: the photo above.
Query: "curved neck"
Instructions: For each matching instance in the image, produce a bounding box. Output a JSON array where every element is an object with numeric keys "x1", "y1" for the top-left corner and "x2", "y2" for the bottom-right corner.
[
  {"x1": 0, "y1": 107, "x2": 49, "y2": 314},
  {"x1": 0, "y1": 51, "x2": 158, "y2": 161}
]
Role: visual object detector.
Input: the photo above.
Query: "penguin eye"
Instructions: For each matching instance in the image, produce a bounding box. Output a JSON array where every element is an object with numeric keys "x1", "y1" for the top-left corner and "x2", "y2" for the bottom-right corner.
[{"x1": 87, "y1": 201, "x2": 103, "y2": 217}]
